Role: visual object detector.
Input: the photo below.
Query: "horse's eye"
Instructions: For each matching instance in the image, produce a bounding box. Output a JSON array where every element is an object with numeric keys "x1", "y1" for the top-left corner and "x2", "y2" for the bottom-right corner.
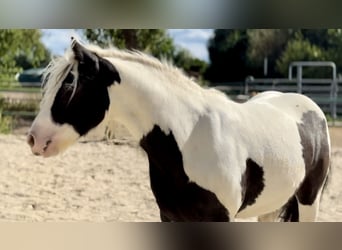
[{"x1": 64, "y1": 72, "x2": 74, "y2": 84}]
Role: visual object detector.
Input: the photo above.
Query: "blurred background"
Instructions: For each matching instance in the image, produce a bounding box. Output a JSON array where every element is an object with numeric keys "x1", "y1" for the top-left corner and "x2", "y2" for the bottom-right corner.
[
  {"x1": 0, "y1": 0, "x2": 341, "y2": 246},
  {"x1": 0, "y1": 30, "x2": 341, "y2": 249}
]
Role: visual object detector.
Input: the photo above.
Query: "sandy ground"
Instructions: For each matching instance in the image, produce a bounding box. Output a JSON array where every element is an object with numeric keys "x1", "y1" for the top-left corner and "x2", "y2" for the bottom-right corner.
[{"x1": 0, "y1": 126, "x2": 340, "y2": 222}]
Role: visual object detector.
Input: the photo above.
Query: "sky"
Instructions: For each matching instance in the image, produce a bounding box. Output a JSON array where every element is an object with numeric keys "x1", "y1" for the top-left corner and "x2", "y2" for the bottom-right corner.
[{"x1": 40, "y1": 29, "x2": 213, "y2": 62}]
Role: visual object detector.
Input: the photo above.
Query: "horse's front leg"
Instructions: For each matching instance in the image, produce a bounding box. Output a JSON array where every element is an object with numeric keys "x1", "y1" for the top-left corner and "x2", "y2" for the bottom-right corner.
[
  {"x1": 160, "y1": 211, "x2": 172, "y2": 222},
  {"x1": 257, "y1": 209, "x2": 281, "y2": 222}
]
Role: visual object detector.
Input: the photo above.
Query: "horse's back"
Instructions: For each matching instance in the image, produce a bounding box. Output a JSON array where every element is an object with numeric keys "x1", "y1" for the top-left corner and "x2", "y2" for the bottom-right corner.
[{"x1": 248, "y1": 91, "x2": 326, "y2": 121}]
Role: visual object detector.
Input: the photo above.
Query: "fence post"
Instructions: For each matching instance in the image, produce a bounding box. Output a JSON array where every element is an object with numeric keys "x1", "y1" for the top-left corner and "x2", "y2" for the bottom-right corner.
[
  {"x1": 297, "y1": 65, "x2": 302, "y2": 94},
  {"x1": 245, "y1": 76, "x2": 253, "y2": 95},
  {"x1": 330, "y1": 78, "x2": 338, "y2": 121}
]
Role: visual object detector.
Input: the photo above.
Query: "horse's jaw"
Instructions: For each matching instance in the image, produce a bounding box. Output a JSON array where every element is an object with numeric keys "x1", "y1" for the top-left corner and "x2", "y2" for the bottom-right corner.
[{"x1": 27, "y1": 119, "x2": 80, "y2": 157}]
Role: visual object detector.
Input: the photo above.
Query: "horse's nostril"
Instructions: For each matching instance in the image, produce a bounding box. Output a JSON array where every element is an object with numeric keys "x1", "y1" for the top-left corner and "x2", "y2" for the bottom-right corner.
[
  {"x1": 43, "y1": 140, "x2": 52, "y2": 151},
  {"x1": 27, "y1": 134, "x2": 35, "y2": 148}
]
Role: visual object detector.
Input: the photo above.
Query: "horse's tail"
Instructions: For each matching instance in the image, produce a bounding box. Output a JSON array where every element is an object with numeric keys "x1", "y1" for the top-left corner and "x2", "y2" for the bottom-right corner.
[
  {"x1": 279, "y1": 162, "x2": 331, "y2": 222},
  {"x1": 280, "y1": 157, "x2": 331, "y2": 222},
  {"x1": 321, "y1": 158, "x2": 332, "y2": 201}
]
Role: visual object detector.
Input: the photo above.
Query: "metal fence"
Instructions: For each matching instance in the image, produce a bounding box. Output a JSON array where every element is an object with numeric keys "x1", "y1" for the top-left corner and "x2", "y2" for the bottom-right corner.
[
  {"x1": 0, "y1": 85, "x2": 41, "y2": 119},
  {"x1": 214, "y1": 61, "x2": 342, "y2": 121}
]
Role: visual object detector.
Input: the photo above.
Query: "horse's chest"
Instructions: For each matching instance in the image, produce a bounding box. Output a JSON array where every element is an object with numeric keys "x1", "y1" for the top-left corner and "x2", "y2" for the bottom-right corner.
[{"x1": 139, "y1": 125, "x2": 229, "y2": 221}]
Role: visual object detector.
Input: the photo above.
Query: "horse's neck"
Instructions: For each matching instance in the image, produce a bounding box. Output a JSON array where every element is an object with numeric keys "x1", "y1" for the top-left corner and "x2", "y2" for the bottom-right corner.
[{"x1": 106, "y1": 59, "x2": 207, "y2": 148}]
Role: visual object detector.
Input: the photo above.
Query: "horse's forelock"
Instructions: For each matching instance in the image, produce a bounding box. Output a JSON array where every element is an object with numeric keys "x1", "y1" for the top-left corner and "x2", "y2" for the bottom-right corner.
[{"x1": 41, "y1": 54, "x2": 79, "y2": 106}]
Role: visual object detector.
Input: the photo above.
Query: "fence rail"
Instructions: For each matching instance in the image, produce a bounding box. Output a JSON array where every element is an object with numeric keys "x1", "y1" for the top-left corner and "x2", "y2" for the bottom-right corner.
[
  {"x1": 0, "y1": 86, "x2": 40, "y2": 120},
  {"x1": 213, "y1": 61, "x2": 342, "y2": 121}
]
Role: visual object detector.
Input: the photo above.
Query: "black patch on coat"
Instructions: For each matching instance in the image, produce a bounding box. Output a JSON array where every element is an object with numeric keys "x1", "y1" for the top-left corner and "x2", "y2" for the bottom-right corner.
[
  {"x1": 238, "y1": 159, "x2": 265, "y2": 213},
  {"x1": 296, "y1": 111, "x2": 330, "y2": 205},
  {"x1": 51, "y1": 42, "x2": 121, "y2": 136},
  {"x1": 139, "y1": 125, "x2": 229, "y2": 222}
]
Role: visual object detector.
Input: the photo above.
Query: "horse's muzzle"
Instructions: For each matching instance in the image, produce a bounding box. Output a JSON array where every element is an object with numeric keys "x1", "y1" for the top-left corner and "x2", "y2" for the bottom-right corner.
[{"x1": 27, "y1": 132, "x2": 52, "y2": 156}]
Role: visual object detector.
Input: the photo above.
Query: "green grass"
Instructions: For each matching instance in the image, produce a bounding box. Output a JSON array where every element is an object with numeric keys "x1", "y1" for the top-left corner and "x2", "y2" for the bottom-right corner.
[
  {"x1": 0, "y1": 86, "x2": 41, "y2": 93},
  {"x1": 0, "y1": 81, "x2": 41, "y2": 93},
  {"x1": 2, "y1": 99, "x2": 39, "y2": 113},
  {"x1": 0, "y1": 98, "x2": 13, "y2": 133},
  {"x1": 0, "y1": 95, "x2": 40, "y2": 133},
  {"x1": 0, "y1": 112, "x2": 12, "y2": 134}
]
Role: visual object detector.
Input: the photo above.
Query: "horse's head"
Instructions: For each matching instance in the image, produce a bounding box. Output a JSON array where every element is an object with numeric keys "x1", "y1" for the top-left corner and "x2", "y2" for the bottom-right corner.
[{"x1": 27, "y1": 39, "x2": 121, "y2": 157}]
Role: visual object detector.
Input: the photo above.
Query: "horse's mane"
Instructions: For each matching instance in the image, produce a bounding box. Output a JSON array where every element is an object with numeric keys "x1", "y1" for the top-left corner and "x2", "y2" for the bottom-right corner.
[
  {"x1": 84, "y1": 44, "x2": 206, "y2": 93},
  {"x1": 43, "y1": 43, "x2": 189, "y2": 90},
  {"x1": 41, "y1": 42, "x2": 225, "y2": 105},
  {"x1": 86, "y1": 44, "x2": 176, "y2": 73}
]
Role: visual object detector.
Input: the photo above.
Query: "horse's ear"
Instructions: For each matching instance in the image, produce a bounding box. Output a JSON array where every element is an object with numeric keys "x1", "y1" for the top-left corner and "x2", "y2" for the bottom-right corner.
[
  {"x1": 71, "y1": 38, "x2": 121, "y2": 86},
  {"x1": 71, "y1": 40, "x2": 99, "y2": 74},
  {"x1": 98, "y1": 57, "x2": 121, "y2": 86}
]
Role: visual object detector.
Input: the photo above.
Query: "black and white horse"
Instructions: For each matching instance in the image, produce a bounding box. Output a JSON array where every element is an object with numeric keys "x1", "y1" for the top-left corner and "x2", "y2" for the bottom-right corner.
[{"x1": 27, "y1": 39, "x2": 331, "y2": 222}]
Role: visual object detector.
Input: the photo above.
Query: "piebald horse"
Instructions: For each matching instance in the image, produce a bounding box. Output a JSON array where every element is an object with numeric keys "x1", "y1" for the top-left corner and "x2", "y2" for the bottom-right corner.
[{"x1": 27, "y1": 39, "x2": 331, "y2": 222}]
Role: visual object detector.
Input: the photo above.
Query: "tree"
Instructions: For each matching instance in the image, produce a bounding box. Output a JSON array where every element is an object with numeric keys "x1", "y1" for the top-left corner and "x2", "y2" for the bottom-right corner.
[
  {"x1": 322, "y1": 29, "x2": 342, "y2": 75},
  {"x1": 205, "y1": 30, "x2": 249, "y2": 83},
  {"x1": 301, "y1": 29, "x2": 331, "y2": 49},
  {"x1": 247, "y1": 29, "x2": 292, "y2": 77},
  {"x1": 276, "y1": 36, "x2": 327, "y2": 77},
  {"x1": 273, "y1": 29, "x2": 342, "y2": 78},
  {"x1": 205, "y1": 29, "x2": 342, "y2": 82},
  {"x1": 84, "y1": 29, "x2": 208, "y2": 82},
  {"x1": 84, "y1": 29, "x2": 175, "y2": 60},
  {"x1": 173, "y1": 47, "x2": 208, "y2": 84},
  {"x1": 0, "y1": 29, "x2": 50, "y2": 82}
]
